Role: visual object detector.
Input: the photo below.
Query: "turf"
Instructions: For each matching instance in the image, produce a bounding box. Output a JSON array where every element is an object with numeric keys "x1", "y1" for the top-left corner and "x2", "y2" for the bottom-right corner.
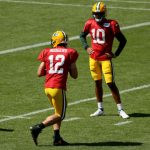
[{"x1": 0, "y1": 0, "x2": 150, "y2": 150}]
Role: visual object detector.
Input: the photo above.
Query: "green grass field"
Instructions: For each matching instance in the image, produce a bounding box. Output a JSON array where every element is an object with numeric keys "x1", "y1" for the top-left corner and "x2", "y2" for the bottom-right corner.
[{"x1": 0, "y1": 0, "x2": 150, "y2": 150}]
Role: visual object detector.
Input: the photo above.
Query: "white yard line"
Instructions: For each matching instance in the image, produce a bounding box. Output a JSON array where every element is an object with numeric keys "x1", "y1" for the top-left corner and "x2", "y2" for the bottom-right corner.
[
  {"x1": 0, "y1": 22, "x2": 150, "y2": 55},
  {"x1": 0, "y1": 84, "x2": 150, "y2": 123},
  {"x1": 108, "y1": 6, "x2": 150, "y2": 11},
  {"x1": 102, "y1": 0, "x2": 150, "y2": 4},
  {"x1": 63, "y1": 117, "x2": 81, "y2": 122},
  {"x1": 0, "y1": 0, "x2": 86, "y2": 7},
  {"x1": 0, "y1": 0, "x2": 150, "y2": 7},
  {"x1": 114, "y1": 121, "x2": 133, "y2": 126},
  {"x1": 0, "y1": 36, "x2": 79, "y2": 55},
  {"x1": 0, "y1": 115, "x2": 30, "y2": 119}
]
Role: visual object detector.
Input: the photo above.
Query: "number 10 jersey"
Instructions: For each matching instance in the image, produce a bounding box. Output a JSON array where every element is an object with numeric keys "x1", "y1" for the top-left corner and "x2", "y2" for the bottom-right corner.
[{"x1": 83, "y1": 18, "x2": 121, "y2": 61}]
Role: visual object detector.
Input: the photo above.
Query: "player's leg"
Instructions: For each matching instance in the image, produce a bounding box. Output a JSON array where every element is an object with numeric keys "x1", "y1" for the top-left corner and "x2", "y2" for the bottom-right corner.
[
  {"x1": 107, "y1": 82, "x2": 121, "y2": 104},
  {"x1": 30, "y1": 88, "x2": 57, "y2": 145},
  {"x1": 44, "y1": 88, "x2": 68, "y2": 145},
  {"x1": 102, "y1": 60, "x2": 121, "y2": 104},
  {"x1": 102, "y1": 60, "x2": 129, "y2": 119},
  {"x1": 30, "y1": 88, "x2": 68, "y2": 145},
  {"x1": 107, "y1": 82, "x2": 129, "y2": 119},
  {"x1": 89, "y1": 58, "x2": 104, "y2": 117},
  {"x1": 50, "y1": 89, "x2": 69, "y2": 146},
  {"x1": 42, "y1": 88, "x2": 66, "y2": 126}
]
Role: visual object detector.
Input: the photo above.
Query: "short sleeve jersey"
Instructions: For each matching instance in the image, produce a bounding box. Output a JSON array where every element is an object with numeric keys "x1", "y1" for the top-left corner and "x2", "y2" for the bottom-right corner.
[
  {"x1": 38, "y1": 46, "x2": 78, "y2": 90},
  {"x1": 83, "y1": 18, "x2": 121, "y2": 60}
]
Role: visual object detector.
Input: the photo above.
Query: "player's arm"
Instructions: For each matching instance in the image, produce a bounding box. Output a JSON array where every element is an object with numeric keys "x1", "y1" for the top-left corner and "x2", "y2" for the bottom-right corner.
[
  {"x1": 37, "y1": 61, "x2": 46, "y2": 77},
  {"x1": 69, "y1": 63, "x2": 78, "y2": 79},
  {"x1": 80, "y1": 32, "x2": 94, "y2": 55},
  {"x1": 114, "y1": 32, "x2": 127, "y2": 57},
  {"x1": 80, "y1": 31, "x2": 89, "y2": 50}
]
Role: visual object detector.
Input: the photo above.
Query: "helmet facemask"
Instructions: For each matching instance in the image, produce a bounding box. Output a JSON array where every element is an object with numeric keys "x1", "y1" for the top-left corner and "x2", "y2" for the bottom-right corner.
[{"x1": 92, "y1": 12, "x2": 105, "y2": 22}]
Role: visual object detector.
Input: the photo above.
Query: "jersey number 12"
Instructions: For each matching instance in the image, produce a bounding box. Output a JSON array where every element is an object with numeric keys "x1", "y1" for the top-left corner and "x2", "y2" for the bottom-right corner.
[{"x1": 48, "y1": 55, "x2": 65, "y2": 74}]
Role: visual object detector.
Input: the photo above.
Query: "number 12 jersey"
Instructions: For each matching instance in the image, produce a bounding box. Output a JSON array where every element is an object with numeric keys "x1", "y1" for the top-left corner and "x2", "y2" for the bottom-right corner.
[{"x1": 38, "y1": 46, "x2": 78, "y2": 90}]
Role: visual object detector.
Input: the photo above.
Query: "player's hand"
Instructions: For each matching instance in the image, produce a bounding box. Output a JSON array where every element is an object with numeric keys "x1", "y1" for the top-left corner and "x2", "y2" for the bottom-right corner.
[
  {"x1": 111, "y1": 53, "x2": 117, "y2": 58},
  {"x1": 105, "y1": 53, "x2": 117, "y2": 58},
  {"x1": 86, "y1": 47, "x2": 94, "y2": 55}
]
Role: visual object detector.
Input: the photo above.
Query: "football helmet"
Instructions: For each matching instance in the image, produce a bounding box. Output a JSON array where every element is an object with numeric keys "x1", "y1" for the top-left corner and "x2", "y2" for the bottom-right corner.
[
  {"x1": 51, "y1": 31, "x2": 68, "y2": 48},
  {"x1": 92, "y1": 2, "x2": 106, "y2": 22}
]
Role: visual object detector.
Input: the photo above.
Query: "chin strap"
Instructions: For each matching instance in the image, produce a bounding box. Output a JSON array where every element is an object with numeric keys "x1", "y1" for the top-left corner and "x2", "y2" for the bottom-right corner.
[{"x1": 95, "y1": 18, "x2": 102, "y2": 22}]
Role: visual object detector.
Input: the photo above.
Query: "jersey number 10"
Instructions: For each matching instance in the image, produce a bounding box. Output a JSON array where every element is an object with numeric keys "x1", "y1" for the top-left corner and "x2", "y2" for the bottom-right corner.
[{"x1": 91, "y1": 28, "x2": 105, "y2": 44}]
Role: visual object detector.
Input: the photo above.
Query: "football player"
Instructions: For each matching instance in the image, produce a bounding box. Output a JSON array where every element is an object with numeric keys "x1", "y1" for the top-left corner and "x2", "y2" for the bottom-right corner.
[
  {"x1": 30, "y1": 31, "x2": 78, "y2": 146},
  {"x1": 80, "y1": 2, "x2": 129, "y2": 119}
]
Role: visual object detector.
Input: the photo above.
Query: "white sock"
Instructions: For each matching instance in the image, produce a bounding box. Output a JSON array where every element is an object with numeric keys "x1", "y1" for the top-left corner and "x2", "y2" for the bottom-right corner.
[
  {"x1": 117, "y1": 103, "x2": 123, "y2": 111},
  {"x1": 97, "y1": 102, "x2": 103, "y2": 109}
]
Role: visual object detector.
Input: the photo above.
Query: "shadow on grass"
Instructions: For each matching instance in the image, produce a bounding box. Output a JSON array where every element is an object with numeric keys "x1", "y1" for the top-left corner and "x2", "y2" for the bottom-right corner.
[
  {"x1": 70, "y1": 141, "x2": 143, "y2": 146},
  {"x1": 129, "y1": 113, "x2": 150, "y2": 118},
  {"x1": 99, "y1": 113, "x2": 150, "y2": 118},
  {"x1": 0, "y1": 128, "x2": 14, "y2": 132},
  {"x1": 38, "y1": 141, "x2": 142, "y2": 147}
]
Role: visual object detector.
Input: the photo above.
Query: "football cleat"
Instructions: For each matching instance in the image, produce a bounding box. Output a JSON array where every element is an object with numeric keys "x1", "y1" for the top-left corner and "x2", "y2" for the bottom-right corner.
[
  {"x1": 53, "y1": 137, "x2": 69, "y2": 146},
  {"x1": 51, "y1": 31, "x2": 68, "y2": 48},
  {"x1": 30, "y1": 124, "x2": 42, "y2": 146},
  {"x1": 92, "y1": 2, "x2": 107, "y2": 22},
  {"x1": 119, "y1": 110, "x2": 130, "y2": 119},
  {"x1": 90, "y1": 108, "x2": 104, "y2": 117}
]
